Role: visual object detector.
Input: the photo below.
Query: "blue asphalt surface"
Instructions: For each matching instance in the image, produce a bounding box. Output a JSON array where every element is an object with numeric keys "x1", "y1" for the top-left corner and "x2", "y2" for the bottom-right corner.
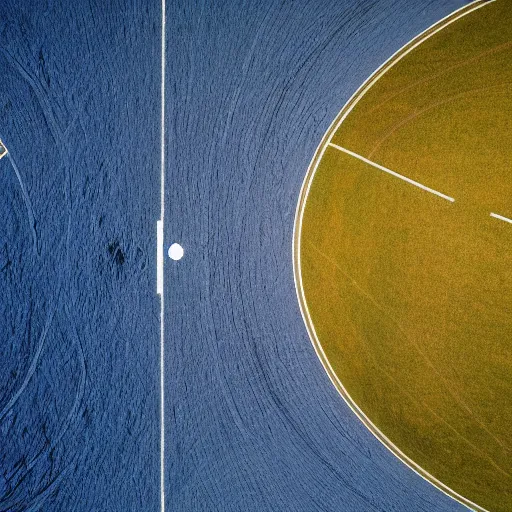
[{"x1": 0, "y1": 1, "x2": 471, "y2": 511}]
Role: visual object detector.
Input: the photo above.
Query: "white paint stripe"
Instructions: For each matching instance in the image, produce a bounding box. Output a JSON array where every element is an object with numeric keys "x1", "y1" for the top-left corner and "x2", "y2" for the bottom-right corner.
[
  {"x1": 328, "y1": 143, "x2": 455, "y2": 203},
  {"x1": 292, "y1": 2, "x2": 494, "y2": 512},
  {"x1": 159, "y1": 0, "x2": 166, "y2": 510},
  {"x1": 157, "y1": 221, "x2": 164, "y2": 294},
  {"x1": 0, "y1": 139, "x2": 7, "y2": 159},
  {"x1": 160, "y1": 4, "x2": 166, "y2": 220},
  {"x1": 490, "y1": 212, "x2": 512, "y2": 224}
]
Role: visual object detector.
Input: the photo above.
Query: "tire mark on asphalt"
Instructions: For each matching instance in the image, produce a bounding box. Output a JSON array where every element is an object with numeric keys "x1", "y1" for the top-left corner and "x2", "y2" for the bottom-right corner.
[{"x1": 4, "y1": 152, "x2": 39, "y2": 256}]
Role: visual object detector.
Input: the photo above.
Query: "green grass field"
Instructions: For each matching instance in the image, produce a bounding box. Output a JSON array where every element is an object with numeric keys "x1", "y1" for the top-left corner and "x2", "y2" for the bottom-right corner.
[{"x1": 297, "y1": 1, "x2": 512, "y2": 510}]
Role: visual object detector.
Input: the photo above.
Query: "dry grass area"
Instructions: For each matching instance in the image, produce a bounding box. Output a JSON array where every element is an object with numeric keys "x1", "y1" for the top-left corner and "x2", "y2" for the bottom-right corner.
[{"x1": 300, "y1": 1, "x2": 512, "y2": 510}]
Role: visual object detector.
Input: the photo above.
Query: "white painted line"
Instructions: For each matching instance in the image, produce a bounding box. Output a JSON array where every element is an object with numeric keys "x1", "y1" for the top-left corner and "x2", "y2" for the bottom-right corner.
[
  {"x1": 157, "y1": 221, "x2": 164, "y2": 294},
  {"x1": 328, "y1": 143, "x2": 455, "y2": 203},
  {"x1": 490, "y1": 212, "x2": 512, "y2": 224},
  {"x1": 0, "y1": 139, "x2": 7, "y2": 159},
  {"x1": 159, "y1": 0, "x2": 166, "y2": 510},
  {"x1": 160, "y1": 5, "x2": 166, "y2": 222}
]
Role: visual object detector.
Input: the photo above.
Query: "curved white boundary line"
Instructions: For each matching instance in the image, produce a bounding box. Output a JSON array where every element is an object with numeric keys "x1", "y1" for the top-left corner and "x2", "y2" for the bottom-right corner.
[
  {"x1": 292, "y1": 2, "x2": 496, "y2": 511},
  {"x1": 0, "y1": 138, "x2": 7, "y2": 159}
]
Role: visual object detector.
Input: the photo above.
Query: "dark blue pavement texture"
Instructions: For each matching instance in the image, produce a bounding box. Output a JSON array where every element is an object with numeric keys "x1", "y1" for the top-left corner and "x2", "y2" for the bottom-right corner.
[
  {"x1": 0, "y1": 1, "x2": 160, "y2": 510},
  {"x1": 164, "y1": 1, "x2": 472, "y2": 511},
  {"x1": 0, "y1": 1, "x2": 472, "y2": 511}
]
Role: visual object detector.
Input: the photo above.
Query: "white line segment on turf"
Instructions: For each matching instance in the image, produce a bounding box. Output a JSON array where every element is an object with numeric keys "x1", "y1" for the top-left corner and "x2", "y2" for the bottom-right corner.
[
  {"x1": 328, "y1": 143, "x2": 455, "y2": 203},
  {"x1": 490, "y1": 212, "x2": 512, "y2": 224},
  {"x1": 158, "y1": 0, "x2": 166, "y2": 510}
]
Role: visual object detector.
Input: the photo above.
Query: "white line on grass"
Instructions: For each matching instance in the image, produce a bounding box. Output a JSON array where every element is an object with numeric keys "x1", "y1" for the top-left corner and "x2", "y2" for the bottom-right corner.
[
  {"x1": 490, "y1": 212, "x2": 512, "y2": 224},
  {"x1": 328, "y1": 143, "x2": 456, "y2": 203},
  {"x1": 158, "y1": 0, "x2": 166, "y2": 511}
]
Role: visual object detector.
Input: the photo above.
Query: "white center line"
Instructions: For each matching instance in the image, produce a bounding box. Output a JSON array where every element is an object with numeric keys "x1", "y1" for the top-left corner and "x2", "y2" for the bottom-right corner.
[
  {"x1": 159, "y1": 0, "x2": 166, "y2": 510},
  {"x1": 490, "y1": 212, "x2": 512, "y2": 224},
  {"x1": 328, "y1": 143, "x2": 455, "y2": 203}
]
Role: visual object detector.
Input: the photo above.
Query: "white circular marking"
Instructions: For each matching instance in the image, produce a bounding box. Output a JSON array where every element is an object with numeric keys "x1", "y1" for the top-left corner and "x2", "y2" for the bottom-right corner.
[{"x1": 168, "y1": 243, "x2": 184, "y2": 261}]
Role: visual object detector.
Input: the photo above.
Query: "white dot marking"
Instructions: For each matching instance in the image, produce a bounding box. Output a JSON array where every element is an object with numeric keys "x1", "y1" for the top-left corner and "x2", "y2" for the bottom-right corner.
[{"x1": 168, "y1": 243, "x2": 184, "y2": 261}]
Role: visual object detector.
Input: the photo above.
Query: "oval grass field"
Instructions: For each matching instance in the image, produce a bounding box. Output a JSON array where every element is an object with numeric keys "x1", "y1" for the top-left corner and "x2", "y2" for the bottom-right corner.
[{"x1": 295, "y1": 1, "x2": 512, "y2": 510}]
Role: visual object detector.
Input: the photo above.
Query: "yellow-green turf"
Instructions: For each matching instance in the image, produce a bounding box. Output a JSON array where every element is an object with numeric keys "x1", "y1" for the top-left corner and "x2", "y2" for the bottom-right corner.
[{"x1": 298, "y1": 1, "x2": 512, "y2": 510}]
